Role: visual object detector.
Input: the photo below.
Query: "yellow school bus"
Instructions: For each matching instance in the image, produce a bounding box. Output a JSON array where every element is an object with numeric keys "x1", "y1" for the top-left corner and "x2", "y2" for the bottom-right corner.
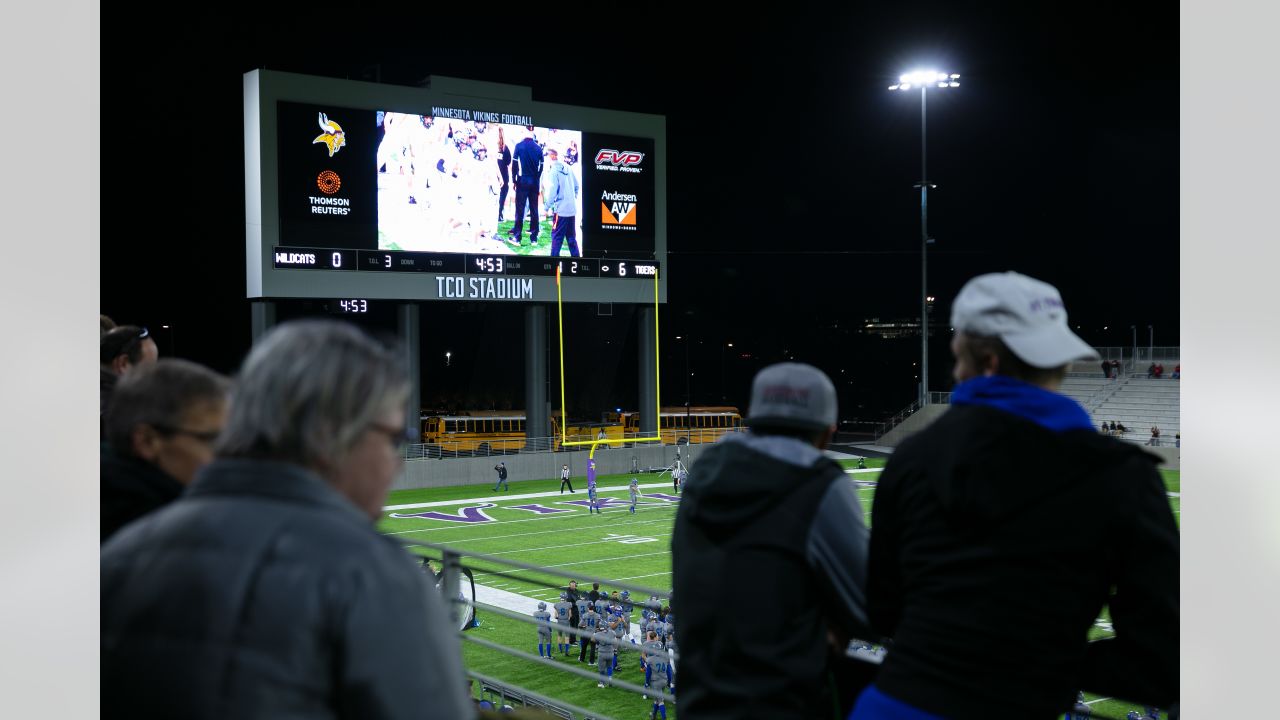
[
  {"x1": 420, "y1": 412, "x2": 528, "y2": 455},
  {"x1": 419, "y1": 410, "x2": 627, "y2": 454},
  {"x1": 610, "y1": 406, "x2": 744, "y2": 445}
]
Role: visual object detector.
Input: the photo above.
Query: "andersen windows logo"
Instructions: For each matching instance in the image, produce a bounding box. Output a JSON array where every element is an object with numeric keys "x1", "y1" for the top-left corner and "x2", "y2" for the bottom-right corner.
[{"x1": 600, "y1": 190, "x2": 637, "y2": 227}]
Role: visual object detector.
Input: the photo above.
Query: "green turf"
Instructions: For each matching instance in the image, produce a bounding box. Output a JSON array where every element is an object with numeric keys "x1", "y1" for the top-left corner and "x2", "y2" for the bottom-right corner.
[{"x1": 383, "y1": 461, "x2": 1177, "y2": 719}]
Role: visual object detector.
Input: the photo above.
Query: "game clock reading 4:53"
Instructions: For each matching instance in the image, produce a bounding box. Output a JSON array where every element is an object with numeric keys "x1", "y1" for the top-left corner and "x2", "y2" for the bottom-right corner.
[{"x1": 334, "y1": 299, "x2": 368, "y2": 313}]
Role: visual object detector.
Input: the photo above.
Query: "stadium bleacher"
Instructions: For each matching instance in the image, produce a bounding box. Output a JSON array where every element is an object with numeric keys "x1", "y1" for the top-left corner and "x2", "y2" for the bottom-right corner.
[{"x1": 1064, "y1": 369, "x2": 1180, "y2": 443}]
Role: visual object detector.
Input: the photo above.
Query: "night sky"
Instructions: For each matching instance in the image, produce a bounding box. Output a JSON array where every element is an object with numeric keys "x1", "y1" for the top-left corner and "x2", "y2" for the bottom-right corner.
[{"x1": 102, "y1": 7, "x2": 1177, "y2": 424}]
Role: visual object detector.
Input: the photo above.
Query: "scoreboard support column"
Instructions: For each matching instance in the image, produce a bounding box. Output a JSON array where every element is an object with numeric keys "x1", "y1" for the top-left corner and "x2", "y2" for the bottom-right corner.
[
  {"x1": 525, "y1": 305, "x2": 549, "y2": 445},
  {"x1": 250, "y1": 300, "x2": 277, "y2": 345},
  {"x1": 398, "y1": 303, "x2": 421, "y2": 437}
]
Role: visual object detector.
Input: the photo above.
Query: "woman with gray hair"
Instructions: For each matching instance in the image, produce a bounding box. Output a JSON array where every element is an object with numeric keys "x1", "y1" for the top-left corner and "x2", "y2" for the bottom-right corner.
[{"x1": 101, "y1": 320, "x2": 472, "y2": 719}]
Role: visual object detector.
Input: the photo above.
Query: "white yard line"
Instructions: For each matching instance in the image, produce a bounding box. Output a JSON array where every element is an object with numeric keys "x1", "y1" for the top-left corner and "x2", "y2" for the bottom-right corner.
[
  {"x1": 385, "y1": 482, "x2": 683, "y2": 511},
  {"x1": 418, "y1": 515, "x2": 677, "y2": 545},
  {"x1": 607, "y1": 571, "x2": 672, "y2": 582},
  {"x1": 387, "y1": 468, "x2": 878, "y2": 512},
  {"x1": 472, "y1": 532, "x2": 673, "y2": 558},
  {"x1": 471, "y1": 550, "x2": 672, "y2": 579},
  {"x1": 384, "y1": 503, "x2": 676, "y2": 536}
]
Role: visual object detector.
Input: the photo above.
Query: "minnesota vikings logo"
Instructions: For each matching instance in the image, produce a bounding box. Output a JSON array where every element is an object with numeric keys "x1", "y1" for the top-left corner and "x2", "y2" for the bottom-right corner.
[{"x1": 312, "y1": 112, "x2": 346, "y2": 157}]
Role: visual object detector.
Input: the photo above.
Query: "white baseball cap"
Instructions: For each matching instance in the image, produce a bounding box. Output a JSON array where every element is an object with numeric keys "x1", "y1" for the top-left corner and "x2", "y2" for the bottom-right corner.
[{"x1": 950, "y1": 271, "x2": 1100, "y2": 368}]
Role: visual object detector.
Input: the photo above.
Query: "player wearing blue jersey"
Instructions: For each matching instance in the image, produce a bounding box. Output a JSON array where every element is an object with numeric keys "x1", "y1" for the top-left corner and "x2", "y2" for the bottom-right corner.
[
  {"x1": 641, "y1": 629, "x2": 663, "y2": 694},
  {"x1": 594, "y1": 621, "x2": 616, "y2": 687},
  {"x1": 619, "y1": 590, "x2": 634, "y2": 637},
  {"x1": 533, "y1": 601, "x2": 553, "y2": 658},
  {"x1": 608, "y1": 609, "x2": 627, "y2": 671},
  {"x1": 637, "y1": 614, "x2": 651, "y2": 665},
  {"x1": 553, "y1": 593, "x2": 572, "y2": 656},
  {"x1": 664, "y1": 613, "x2": 676, "y2": 692},
  {"x1": 579, "y1": 606, "x2": 600, "y2": 664},
  {"x1": 629, "y1": 478, "x2": 641, "y2": 513},
  {"x1": 573, "y1": 593, "x2": 590, "y2": 653},
  {"x1": 645, "y1": 629, "x2": 671, "y2": 719}
]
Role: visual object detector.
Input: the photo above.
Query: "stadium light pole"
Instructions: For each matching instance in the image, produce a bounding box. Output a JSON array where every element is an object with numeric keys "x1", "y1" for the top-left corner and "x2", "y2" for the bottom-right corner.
[{"x1": 889, "y1": 70, "x2": 959, "y2": 406}]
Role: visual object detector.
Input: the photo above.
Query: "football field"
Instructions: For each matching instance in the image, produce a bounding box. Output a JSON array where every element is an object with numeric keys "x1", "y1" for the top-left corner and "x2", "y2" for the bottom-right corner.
[{"x1": 378, "y1": 459, "x2": 1180, "y2": 719}]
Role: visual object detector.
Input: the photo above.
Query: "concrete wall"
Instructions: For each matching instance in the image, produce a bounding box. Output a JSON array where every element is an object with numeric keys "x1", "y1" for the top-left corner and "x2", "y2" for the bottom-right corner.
[
  {"x1": 392, "y1": 443, "x2": 706, "y2": 491},
  {"x1": 877, "y1": 404, "x2": 951, "y2": 448},
  {"x1": 1145, "y1": 445, "x2": 1180, "y2": 470}
]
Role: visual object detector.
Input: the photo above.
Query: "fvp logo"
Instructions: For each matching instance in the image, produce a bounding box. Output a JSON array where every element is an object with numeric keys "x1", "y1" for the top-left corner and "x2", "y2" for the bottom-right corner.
[
  {"x1": 312, "y1": 112, "x2": 346, "y2": 157},
  {"x1": 594, "y1": 149, "x2": 645, "y2": 167},
  {"x1": 316, "y1": 170, "x2": 341, "y2": 195}
]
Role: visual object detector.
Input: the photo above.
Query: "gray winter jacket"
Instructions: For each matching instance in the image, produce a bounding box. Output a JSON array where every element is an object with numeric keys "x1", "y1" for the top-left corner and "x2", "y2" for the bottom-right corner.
[{"x1": 101, "y1": 458, "x2": 472, "y2": 719}]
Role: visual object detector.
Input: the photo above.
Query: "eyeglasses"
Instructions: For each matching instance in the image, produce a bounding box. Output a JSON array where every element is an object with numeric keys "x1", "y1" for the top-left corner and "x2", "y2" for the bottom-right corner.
[
  {"x1": 150, "y1": 423, "x2": 220, "y2": 444},
  {"x1": 369, "y1": 422, "x2": 417, "y2": 453}
]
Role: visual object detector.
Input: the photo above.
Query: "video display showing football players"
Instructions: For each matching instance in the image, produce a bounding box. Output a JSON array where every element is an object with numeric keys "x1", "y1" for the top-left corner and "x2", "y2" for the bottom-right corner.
[{"x1": 376, "y1": 113, "x2": 584, "y2": 257}]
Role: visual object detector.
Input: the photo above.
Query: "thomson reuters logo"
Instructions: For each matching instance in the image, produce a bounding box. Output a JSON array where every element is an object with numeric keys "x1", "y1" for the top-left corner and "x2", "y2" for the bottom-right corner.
[
  {"x1": 601, "y1": 190, "x2": 637, "y2": 226},
  {"x1": 317, "y1": 170, "x2": 342, "y2": 195}
]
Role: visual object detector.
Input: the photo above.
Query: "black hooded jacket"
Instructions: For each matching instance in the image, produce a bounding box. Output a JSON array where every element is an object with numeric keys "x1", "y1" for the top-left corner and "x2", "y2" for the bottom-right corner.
[
  {"x1": 101, "y1": 446, "x2": 184, "y2": 542},
  {"x1": 867, "y1": 404, "x2": 1179, "y2": 718},
  {"x1": 672, "y1": 433, "x2": 870, "y2": 720}
]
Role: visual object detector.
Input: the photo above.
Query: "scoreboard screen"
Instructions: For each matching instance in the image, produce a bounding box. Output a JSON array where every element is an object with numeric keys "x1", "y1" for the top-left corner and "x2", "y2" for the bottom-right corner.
[{"x1": 246, "y1": 71, "x2": 666, "y2": 305}]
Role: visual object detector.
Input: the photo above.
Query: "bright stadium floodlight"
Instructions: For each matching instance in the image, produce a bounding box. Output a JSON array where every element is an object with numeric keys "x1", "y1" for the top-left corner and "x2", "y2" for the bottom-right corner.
[{"x1": 889, "y1": 67, "x2": 960, "y2": 406}]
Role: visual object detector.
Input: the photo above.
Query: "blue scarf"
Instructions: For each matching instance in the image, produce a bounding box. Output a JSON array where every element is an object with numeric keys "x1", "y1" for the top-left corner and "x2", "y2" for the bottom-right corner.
[{"x1": 951, "y1": 375, "x2": 1094, "y2": 433}]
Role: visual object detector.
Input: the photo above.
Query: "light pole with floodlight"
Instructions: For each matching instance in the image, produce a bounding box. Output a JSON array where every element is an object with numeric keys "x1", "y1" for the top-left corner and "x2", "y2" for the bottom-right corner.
[{"x1": 889, "y1": 69, "x2": 959, "y2": 405}]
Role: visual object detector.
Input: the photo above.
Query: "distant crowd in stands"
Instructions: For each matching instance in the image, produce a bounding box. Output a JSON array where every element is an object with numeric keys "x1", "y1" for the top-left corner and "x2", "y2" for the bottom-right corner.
[
  {"x1": 1100, "y1": 420, "x2": 1180, "y2": 448},
  {"x1": 1100, "y1": 359, "x2": 1181, "y2": 379}
]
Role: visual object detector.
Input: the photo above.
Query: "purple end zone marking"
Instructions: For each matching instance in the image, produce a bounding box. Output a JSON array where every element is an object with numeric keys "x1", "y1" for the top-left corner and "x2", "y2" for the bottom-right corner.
[
  {"x1": 560, "y1": 497, "x2": 629, "y2": 510},
  {"x1": 509, "y1": 503, "x2": 573, "y2": 515},
  {"x1": 389, "y1": 503, "x2": 497, "y2": 523},
  {"x1": 644, "y1": 493, "x2": 682, "y2": 503}
]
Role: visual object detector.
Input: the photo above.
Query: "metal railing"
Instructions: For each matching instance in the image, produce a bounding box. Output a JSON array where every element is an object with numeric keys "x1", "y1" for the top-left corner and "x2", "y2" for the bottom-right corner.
[
  {"x1": 405, "y1": 428, "x2": 747, "y2": 459},
  {"x1": 406, "y1": 537, "x2": 892, "y2": 719},
  {"x1": 405, "y1": 538, "x2": 679, "y2": 720},
  {"x1": 873, "y1": 392, "x2": 952, "y2": 441},
  {"x1": 1088, "y1": 346, "x2": 1180, "y2": 376},
  {"x1": 403, "y1": 536, "x2": 1153, "y2": 720}
]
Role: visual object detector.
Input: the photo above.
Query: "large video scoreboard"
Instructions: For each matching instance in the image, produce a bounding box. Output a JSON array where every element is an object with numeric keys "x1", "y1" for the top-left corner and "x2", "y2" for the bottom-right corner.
[{"x1": 245, "y1": 70, "x2": 666, "y2": 304}]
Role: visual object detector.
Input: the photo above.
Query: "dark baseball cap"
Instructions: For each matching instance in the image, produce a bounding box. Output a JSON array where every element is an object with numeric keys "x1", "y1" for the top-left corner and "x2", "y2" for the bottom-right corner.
[{"x1": 745, "y1": 362, "x2": 837, "y2": 432}]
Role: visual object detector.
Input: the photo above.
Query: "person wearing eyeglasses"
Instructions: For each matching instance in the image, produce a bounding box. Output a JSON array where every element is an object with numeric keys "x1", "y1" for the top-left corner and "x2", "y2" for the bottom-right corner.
[
  {"x1": 101, "y1": 320, "x2": 472, "y2": 719},
  {"x1": 101, "y1": 358, "x2": 230, "y2": 542},
  {"x1": 100, "y1": 325, "x2": 160, "y2": 434}
]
